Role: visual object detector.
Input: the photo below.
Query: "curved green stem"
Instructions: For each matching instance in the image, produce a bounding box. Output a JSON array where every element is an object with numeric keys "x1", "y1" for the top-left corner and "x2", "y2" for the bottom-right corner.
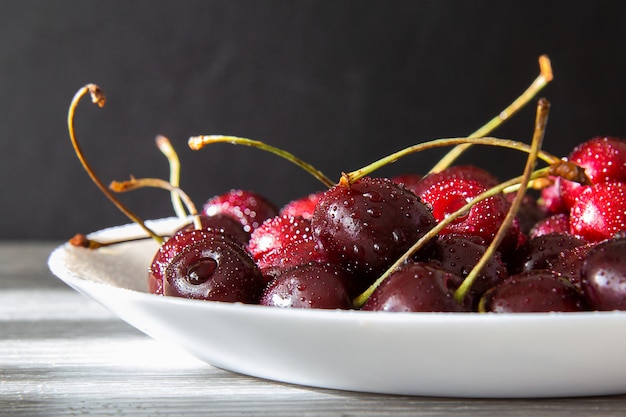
[
  {"x1": 67, "y1": 84, "x2": 163, "y2": 245},
  {"x1": 110, "y1": 177, "x2": 202, "y2": 231},
  {"x1": 429, "y1": 55, "x2": 553, "y2": 173},
  {"x1": 453, "y1": 98, "x2": 550, "y2": 304},
  {"x1": 345, "y1": 136, "x2": 559, "y2": 185},
  {"x1": 188, "y1": 135, "x2": 335, "y2": 188},
  {"x1": 156, "y1": 135, "x2": 187, "y2": 219}
]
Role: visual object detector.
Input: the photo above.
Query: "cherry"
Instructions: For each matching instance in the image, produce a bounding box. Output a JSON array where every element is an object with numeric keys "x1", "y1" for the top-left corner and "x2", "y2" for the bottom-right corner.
[
  {"x1": 581, "y1": 237, "x2": 626, "y2": 311},
  {"x1": 361, "y1": 262, "x2": 468, "y2": 312},
  {"x1": 390, "y1": 173, "x2": 423, "y2": 193},
  {"x1": 559, "y1": 136, "x2": 626, "y2": 209},
  {"x1": 161, "y1": 229, "x2": 265, "y2": 303},
  {"x1": 248, "y1": 214, "x2": 329, "y2": 281},
  {"x1": 203, "y1": 189, "x2": 278, "y2": 234},
  {"x1": 247, "y1": 215, "x2": 314, "y2": 261},
  {"x1": 175, "y1": 214, "x2": 250, "y2": 245},
  {"x1": 428, "y1": 235, "x2": 509, "y2": 307},
  {"x1": 569, "y1": 182, "x2": 626, "y2": 242},
  {"x1": 149, "y1": 228, "x2": 203, "y2": 295},
  {"x1": 280, "y1": 191, "x2": 324, "y2": 220},
  {"x1": 529, "y1": 213, "x2": 570, "y2": 238},
  {"x1": 505, "y1": 192, "x2": 546, "y2": 236},
  {"x1": 311, "y1": 176, "x2": 437, "y2": 282},
  {"x1": 508, "y1": 232, "x2": 586, "y2": 275},
  {"x1": 259, "y1": 263, "x2": 352, "y2": 309},
  {"x1": 540, "y1": 177, "x2": 569, "y2": 214},
  {"x1": 407, "y1": 165, "x2": 500, "y2": 197},
  {"x1": 479, "y1": 270, "x2": 588, "y2": 313},
  {"x1": 548, "y1": 243, "x2": 597, "y2": 290},
  {"x1": 417, "y1": 177, "x2": 519, "y2": 253}
]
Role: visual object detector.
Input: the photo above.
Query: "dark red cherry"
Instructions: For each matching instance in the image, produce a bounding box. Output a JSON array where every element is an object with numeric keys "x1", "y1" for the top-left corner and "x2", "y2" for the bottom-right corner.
[
  {"x1": 311, "y1": 176, "x2": 437, "y2": 281},
  {"x1": 390, "y1": 173, "x2": 423, "y2": 194},
  {"x1": 429, "y1": 235, "x2": 509, "y2": 306},
  {"x1": 581, "y1": 238, "x2": 626, "y2": 311},
  {"x1": 175, "y1": 214, "x2": 250, "y2": 245},
  {"x1": 259, "y1": 263, "x2": 352, "y2": 309},
  {"x1": 149, "y1": 228, "x2": 204, "y2": 295},
  {"x1": 548, "y1": 243, "x2": 597, "y2": 290},
  {"x1": 160, "y1": 229, "x2": 264, "y2": 303},
  {"x1": 361, "y1": 262, "x2": 468, "y2": 312},
  {"x1": 505, "y1": 192, "x2": 546, "y2": 236},
  {"x1": 508, "y1": 232, "x2": 586, "y2": 275},
  {"x1": 479, "y1": 270, "x2": 588, "y2": 313},
  {"x1": 203, "y1": 189, "x2": 278, "y2": 234}
]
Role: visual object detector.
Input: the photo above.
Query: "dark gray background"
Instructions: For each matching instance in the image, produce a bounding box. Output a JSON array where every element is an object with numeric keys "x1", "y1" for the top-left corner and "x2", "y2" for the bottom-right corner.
[{"x1": 2, "y1": 0, "x2": 625, "y2": 239}]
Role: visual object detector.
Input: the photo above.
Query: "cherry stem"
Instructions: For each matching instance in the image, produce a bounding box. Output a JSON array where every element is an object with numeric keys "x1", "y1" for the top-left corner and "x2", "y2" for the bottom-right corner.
[
  {"x1": 453, "y1": 98, "x2": 550, "y2": 304},
  {"x1": 428, "y1": 55, "x2": 553, "y2": 174},
  {"x1": 69, "y1": 233, "x2": 160, "y2": 249},
  {"x1": 352, "y1": 164, "x2": 553, "y2": 308},
  {"x1": 156, "y1": 135, "x2": 187, "y2": 219},
  {"x1": 344, "y1": 136, "x2": 559, "y2": 185},
  {"x1": 188, "y1": 135, "x2": 335, "y2": 188},
  {"x1": 67, "y1": 84, "x2": 163, "y2": 245},
  {"x1": 109, "y1": 177, "x2": 203, "y2": 230}
]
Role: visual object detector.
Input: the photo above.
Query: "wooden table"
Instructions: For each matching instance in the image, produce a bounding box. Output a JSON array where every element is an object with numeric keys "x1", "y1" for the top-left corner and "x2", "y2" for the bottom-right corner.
[{"x1": 2, "y1": 242, "x2": 626, "y2": 416}]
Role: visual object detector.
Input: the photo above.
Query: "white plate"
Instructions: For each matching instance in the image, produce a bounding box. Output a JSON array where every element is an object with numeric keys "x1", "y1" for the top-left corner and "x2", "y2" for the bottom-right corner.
[{"x1": 48, "y1": 218, "x2": 626, "y2": 398}]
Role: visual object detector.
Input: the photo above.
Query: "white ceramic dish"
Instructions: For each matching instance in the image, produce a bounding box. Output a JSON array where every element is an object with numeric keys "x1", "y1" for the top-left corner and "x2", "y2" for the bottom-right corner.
[{"x1": 48, "y1": 218, "x2": 626, "y2": 398}]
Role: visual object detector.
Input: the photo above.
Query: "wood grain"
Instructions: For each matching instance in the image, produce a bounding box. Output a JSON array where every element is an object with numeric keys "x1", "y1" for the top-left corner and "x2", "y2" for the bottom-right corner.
[{"x1": 1, "y1": 242, "x2": 626, "y2": 416}]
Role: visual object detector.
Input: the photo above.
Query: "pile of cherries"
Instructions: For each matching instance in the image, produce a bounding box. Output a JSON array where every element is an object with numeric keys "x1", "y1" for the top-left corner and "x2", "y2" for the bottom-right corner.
[
  {"x1": 145, "y1": 135, "x2": 626, "y2": 313},
  {"x1": 66, "y1": 65, "x2": 626, "y2": 313}
]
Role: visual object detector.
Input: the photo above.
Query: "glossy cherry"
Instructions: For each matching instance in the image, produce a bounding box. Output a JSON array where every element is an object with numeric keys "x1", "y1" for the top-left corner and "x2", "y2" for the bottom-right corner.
[
  {"x1": 161, "y1": 229, "x2": 265, "y2": 303},
  {"x1": 581, "y1": 238, "x2": 626, "y2": 311},
  {"x1": 479, "y1": 270, "x2": 588, "y2": 313},
  {"x1": 569, "y1": 182, "x2": 626, "y2": 242},
  {"x1": 259, "y1": 262, "x2": 352, "y2": 309},
  {"x1": 361, "y1": 261, "x2": 468, "y2": 312},
  {"x1": 311, "y1": 176, "x2": 437, "y2": 282},
  {"x1": 203, "y1": 189, "x2": 278, "y2": 234}
]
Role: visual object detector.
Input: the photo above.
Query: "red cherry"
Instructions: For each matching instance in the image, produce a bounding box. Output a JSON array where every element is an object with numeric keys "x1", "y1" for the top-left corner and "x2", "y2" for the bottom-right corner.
[
  {"x1": 540, "y1": 177, "x2": 569, "y2": 214},
  {"x1": 280, "y1": 192, "x2": 324, "y2": 220},
  {"x1": 203, "y1": 189, "x2": 278, "y2": 234},
  {"x1": 248, "y1": 215, "x2": 329, "y2": 280},
  {"x1": 559, "y1": 136, "x2": 626, "y2": 209},
  {"x1": 248, "y1": 215, "x2": 314, "y2": 261},
  {"x1": 418, "y1": 177, "x2": 518, "y2": 251},
  {"x1": 529, "y1": 213, "x2": 570, "y2": 238},
  {"x1": 569, "y1": 136, "x2": 626, "y2": 184},
  {"x1": 405, "y1": 165, "x2": 499, "y2": 197},
  {"x1": 569, "y1": 182, "x2": 626, "y2": 242}
]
